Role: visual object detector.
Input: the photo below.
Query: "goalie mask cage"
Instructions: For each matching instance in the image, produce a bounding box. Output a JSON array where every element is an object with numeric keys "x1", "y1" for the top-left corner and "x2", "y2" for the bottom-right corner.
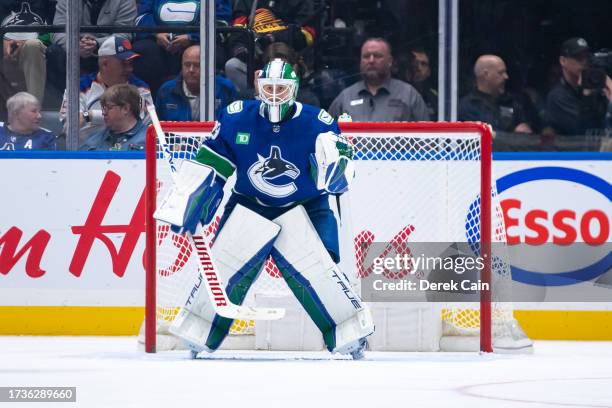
[{"x1": 144, "y1": 121, "x2": 529, "y2": 354}]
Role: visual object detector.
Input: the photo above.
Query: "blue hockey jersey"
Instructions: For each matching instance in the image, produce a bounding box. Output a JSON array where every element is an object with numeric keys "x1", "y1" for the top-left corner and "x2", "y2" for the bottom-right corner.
[
  {"x1": 195, "y1": 100, "x2": 341, "y2": 207},
  {"x1": 0, "y1": 123, "x2": 56, "y2": 150}
]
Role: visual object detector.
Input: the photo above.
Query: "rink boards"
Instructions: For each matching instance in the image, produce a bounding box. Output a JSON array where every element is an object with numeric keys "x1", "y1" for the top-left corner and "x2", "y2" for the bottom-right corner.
[{"x1": 0, "y1": 150, "x2": 610, "y2": 339}]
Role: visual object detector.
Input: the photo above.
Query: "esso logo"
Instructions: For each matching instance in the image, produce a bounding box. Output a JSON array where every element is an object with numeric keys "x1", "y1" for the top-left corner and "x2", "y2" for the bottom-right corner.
[
  {"x1": 497, "y1": 167, "x2": 611, "y2": 246},
  {"x1": 501, "y1": 200, "x2": 609, "y2": 245},
  {"x1": 495, "y1": 166, "x2": 611, "y2": 286}
]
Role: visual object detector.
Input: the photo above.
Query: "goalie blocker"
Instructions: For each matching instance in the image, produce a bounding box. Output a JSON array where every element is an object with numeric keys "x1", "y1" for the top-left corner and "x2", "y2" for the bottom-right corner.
[
  {"x1": 154, "y1": 160, "x2": 223, "y2": 234},
  {"x1": 168, "y1": 202, "x2": 374, "y2": 359}
]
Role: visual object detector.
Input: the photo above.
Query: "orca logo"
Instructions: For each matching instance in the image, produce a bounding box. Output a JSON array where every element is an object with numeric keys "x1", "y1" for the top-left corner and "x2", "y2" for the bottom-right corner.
[
  {"x1": 2, "y1": 3, "x2": 45, "y2": 27},
  {"x1": 248, "y1": 146, "x2": 300, "y2": 198}
]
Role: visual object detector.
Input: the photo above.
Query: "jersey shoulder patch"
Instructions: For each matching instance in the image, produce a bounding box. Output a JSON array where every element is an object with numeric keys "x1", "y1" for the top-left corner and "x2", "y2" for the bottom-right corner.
[
  {"x1": 317, "y1": 109, "x2": 334, "y2": 125},
  {"x1": 226, "y1": 100, "x2": 243, "y2": 114}
]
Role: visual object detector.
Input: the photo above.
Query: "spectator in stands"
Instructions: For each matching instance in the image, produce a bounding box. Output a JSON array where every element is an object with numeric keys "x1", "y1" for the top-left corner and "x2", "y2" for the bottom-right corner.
[
  {"x1": 409, "y1": 47, "x2": 438, "y2": 120},
  {"x1": 249, "y1": 42, "x2": 319, "y2": 107},
  {"x1": 59, "y1": 36, "x2": 153, "y2": 141},
  {"x1": 458, "y1": 55, "x2": 533, "y2": 134},
  {"x1": 80, "y1": 84, "x2": 147, "y2": 150},
  {"x1": 1, "y1": 1, "x2": 51, "y2": 105},
  {"x1": 225, "y1": 0, "x2": 316, "y2": 94},
  {"x1": 133, "y1": 0, "x2": 232, "y2": 96},
  {"x1": 47, "y1": 0, "x2": 137, "y2": 90},
  {"x1": 328, "y1": 38, "x2": 429, "y2": 121},
  {"x1": 155, "y1": 45, "x2": 236, "y2": 121},
  {"x1": 395, "y1": 47, "x2": 438, "y2": 120},
  {"x1": 0, "y1": 91, "x2": 56, "y2": 150},
  {"x1": 546, "y1": 38, "x2": 612, "y2": 135}
]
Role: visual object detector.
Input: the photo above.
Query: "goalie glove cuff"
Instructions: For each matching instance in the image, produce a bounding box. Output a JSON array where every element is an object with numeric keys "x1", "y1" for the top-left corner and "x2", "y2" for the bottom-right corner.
[
  {"x1": 325, "y1": 156, "x2": 353, "y2": 194},
  {"x1": 175, "y1": 174, "x2": 224, "y2": 235}
]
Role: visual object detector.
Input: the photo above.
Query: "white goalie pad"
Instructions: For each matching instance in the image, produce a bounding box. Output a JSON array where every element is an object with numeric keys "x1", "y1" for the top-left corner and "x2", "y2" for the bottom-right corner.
[
  {"x1": 154, "y1": 160, "x2": 216, "y2": 227},
  {"x1": 169, "y1": 204, "x2": 281, "y2": 351},
  {"x1": 272, "y1": 206, "x2": 374, "y2": 353}
]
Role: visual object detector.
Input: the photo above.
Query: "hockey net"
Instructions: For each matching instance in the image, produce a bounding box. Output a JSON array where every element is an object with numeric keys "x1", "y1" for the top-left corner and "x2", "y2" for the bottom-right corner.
[{"x1": 143, "y1": 121, "x2": 531, "y2": 353}]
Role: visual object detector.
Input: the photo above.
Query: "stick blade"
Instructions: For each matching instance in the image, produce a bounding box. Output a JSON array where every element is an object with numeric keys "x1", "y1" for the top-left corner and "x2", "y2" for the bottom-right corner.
[{"x1": 217, "y1": 305, "x2": 286, "y2": 321}]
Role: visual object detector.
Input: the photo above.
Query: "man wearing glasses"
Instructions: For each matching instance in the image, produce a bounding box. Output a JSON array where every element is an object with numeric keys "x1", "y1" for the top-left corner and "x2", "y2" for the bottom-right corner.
[{"x1": 80, "y1": 83, "x2": 148, "y2": 150}]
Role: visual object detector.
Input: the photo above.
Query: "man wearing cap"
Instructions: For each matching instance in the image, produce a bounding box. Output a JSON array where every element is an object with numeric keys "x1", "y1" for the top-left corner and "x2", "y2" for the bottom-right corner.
[
  {"x1": 546, "y1": 37, "x2": 612, "y2": 135},
  {"x1": 59, "y1": 36, "x2": 154, "y2": 141}
]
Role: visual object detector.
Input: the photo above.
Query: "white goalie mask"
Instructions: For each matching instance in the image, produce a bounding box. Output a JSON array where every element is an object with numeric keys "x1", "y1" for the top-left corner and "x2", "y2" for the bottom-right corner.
[{"x1": 257, "y1": 58, "x2": 300, "y2": 123}]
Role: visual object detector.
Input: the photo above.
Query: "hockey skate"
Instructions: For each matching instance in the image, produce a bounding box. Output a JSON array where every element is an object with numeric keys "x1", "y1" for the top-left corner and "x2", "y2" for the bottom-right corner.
[{"x1": 336, "y1": 337, "x2": 369, "y2": 360}]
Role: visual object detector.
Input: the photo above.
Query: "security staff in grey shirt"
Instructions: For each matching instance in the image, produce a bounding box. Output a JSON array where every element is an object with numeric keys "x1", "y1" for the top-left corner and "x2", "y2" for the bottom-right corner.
[{"x1": 328, "y1": 38, "x2": 429, "y2": 122}]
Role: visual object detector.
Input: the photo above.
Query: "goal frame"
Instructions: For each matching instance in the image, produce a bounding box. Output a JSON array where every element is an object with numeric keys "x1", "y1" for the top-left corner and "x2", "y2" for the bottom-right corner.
[{"x1": 144, "y1": 121, "x2": 494, "y2": 353}]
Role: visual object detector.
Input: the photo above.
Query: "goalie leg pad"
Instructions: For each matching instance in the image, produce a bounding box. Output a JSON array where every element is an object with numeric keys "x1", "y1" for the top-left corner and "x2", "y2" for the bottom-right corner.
[
  {"x1": 271, "y1": 205, "x2": 374, "y2": 353},
  {"x1": 169, "y1": 204, "x2": 281, "y2": 351},
  {"x1": 168, "y1": 307, "x2": 215, "y2": 354}
]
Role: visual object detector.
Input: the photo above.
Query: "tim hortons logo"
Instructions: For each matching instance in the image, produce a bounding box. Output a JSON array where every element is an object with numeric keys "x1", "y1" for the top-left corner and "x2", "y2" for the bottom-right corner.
[
  {"x1": 0, "y1": 228, "x2": 51, "y2": 278},
  {"x1": 1, "y1": 169, "x2": 418, "y2": 282},
  {"x1": 1, "y1": 171, "x2": 145, "y2": 278},
  {"x1": 70, "y1": 171, "x2": 145, "y2": 277}
]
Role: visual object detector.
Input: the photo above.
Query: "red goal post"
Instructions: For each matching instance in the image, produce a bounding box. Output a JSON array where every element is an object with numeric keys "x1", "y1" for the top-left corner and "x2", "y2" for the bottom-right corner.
[{"x1": 144, "y1": 121, "x2": 500, "y2": 353}]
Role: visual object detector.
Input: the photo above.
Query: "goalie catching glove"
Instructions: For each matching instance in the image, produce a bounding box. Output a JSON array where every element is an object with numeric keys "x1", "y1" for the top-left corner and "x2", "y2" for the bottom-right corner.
[
  {"x1": 154, "y1": 160, "x2": 224, "y2": 234},
  {"x1": 309, "y1": 131, "x2": 355, "y2": 194}
]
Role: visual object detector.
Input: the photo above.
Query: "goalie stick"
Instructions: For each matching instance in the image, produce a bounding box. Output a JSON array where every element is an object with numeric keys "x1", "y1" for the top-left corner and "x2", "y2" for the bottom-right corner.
[{"x1": 147, "y1": 104, "x2": 285, "y2": 322}]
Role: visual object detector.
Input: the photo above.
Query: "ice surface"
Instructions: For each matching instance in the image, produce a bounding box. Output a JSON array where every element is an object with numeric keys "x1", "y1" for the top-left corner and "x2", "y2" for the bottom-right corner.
[{"x1": 1, "y1": 337, "x2": 611, "y2": 408}]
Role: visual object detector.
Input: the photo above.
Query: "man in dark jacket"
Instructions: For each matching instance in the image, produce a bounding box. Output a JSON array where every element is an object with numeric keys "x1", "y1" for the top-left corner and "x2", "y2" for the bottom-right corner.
[
  {"x1": 459, "y1": 54, "x2": 533, "y2": 134},
  {"x1": 155, "y1": 45, "x2": 236, "y2": 121},
  {"x1": 546, "y1": 38, "x2": 611, "y2": 136}
]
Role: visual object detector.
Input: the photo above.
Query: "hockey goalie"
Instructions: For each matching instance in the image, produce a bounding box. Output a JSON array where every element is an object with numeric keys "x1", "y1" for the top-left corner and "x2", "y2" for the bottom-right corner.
[{"x1": 154, "y1": 59, "x2": 375, "y2": 359}]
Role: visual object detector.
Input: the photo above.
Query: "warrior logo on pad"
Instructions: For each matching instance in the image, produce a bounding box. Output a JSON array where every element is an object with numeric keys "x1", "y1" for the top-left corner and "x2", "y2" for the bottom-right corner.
[{"x1": 248, "y1": 146, "x2": 300, "y2": 198}]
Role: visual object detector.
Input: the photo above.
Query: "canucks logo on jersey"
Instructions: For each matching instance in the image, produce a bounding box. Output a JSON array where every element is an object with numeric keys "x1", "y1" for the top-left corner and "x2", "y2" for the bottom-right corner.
[{"x1": 248, "y1": 146, "x2": 300, "y2": 198}]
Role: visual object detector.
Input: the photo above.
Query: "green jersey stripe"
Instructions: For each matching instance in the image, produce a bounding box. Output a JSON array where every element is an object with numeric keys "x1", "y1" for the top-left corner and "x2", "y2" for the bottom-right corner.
[{"x1": 195, "y1": 145, "x2": 236, "y2": 180}]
